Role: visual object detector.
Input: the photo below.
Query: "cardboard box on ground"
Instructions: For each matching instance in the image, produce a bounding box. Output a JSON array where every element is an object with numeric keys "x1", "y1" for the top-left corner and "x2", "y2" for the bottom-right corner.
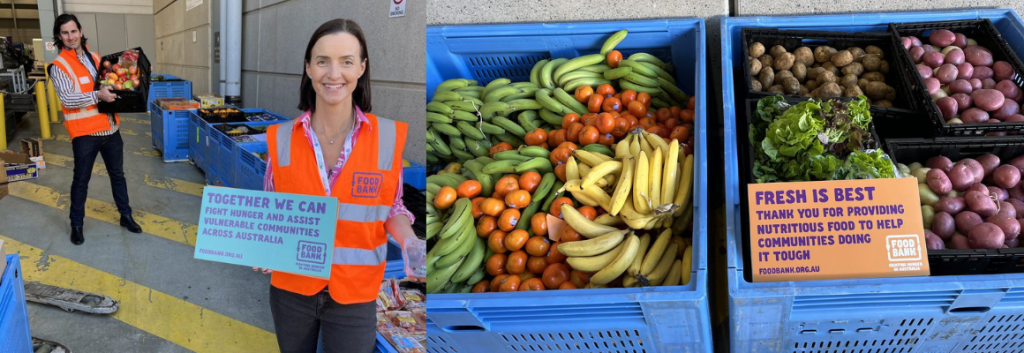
[{"x1": 0, "y1": 138, "x2": 44, "y2": 201}]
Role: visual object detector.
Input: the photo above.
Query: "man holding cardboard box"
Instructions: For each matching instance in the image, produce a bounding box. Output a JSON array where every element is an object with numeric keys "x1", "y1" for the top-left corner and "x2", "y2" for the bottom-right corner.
[{"x1": 49, "y1": 14, "x2": 142, "y2": 245}]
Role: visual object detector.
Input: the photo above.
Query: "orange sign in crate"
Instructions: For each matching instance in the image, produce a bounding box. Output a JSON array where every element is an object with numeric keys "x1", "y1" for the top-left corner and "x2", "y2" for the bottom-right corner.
[{"x1": 747, "y1": 177, "x2": 930, "y2": 282}]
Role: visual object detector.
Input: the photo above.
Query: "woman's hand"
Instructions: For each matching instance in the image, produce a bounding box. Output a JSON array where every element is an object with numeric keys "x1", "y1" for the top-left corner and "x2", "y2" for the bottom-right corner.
[
  {"x1": 401, "y1": 237, "x2": 426, "y2": 282},
  {"x1": 253, "y1": 267, "x2": 273, "y2": 274}
]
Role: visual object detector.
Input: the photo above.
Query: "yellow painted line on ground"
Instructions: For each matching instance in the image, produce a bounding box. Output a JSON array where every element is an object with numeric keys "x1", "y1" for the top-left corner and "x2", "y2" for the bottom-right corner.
[
  {"x1": 119, "y1": 128, "x2": 153, "y2": 137},
  {"x1": 53, "y1": 134, "x2": 163, "y2": 159},
  {"x1": 120, "y1": 116, "x2": 151, "y2": 125},
  {"x1": 7, "y1": 182, "x2": 198, "y2": 246},
  {"x1": 43, "y1": 152, "x2": 205, "y2": 197},
  {"x1": 0, "y1": 235, "x2": 280, "y2": 353}
]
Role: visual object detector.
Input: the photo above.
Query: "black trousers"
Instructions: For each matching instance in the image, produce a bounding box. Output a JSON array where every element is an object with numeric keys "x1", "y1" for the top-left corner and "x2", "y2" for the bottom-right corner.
[
  {"x1": 70, "y1": 131, "x2": 131, "y2": 227},
  {"x1": 269, "y1": 285, "x2": 377, "y2": 353}
]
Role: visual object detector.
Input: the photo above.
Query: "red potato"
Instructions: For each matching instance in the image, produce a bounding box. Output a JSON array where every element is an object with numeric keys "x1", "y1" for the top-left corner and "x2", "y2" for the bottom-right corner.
[
  {"x1": 974, "y1": 66, "x2": 995, "y2": 80},
  {"x1": 1011, "y1": 185, "x2": 1024, "y2": 200},
  {"x1": 995, "y1": 80, "x2": 1021, "y2": 100},
  {"x1": 917, "y1": 64, "x2": 934, "y2": 79},
  {"x1": 902, "y1": 37, "x2": 913, "y2": 50},
  {"x1": 969, "y1": 222, "x2": 1006, "y2": 249},
  {"x1": 949, "y1": 79, "x2": 973, "y2": 94},
  {"x1": 934, "y1": 197, "x2": 967, "y2": 214},
  {"x1": 961, "y1": 108, "x2": 991, "y2": 124},
  {"x1": 1007, "y1": 114, "x2": 1024, "y2": 122},
  {"x1": 977, "y1": 154, "x2": 1001, "y2": 176},
  {"x1": 966, "y1": 190, "x2": 999, "y2": 217},
  {"x1": 972, "y1": 89, "x2": 1006, "y2": 111},
  {"x1": 965, "y1": 45, "x2": 995, "y2": 66},
  {"x1": 994, "y1": 164, "x2": 1022, "y2": 189},
  {"x1": 926, "y1": 156, "x2": 954, "y2": 172},
  {"x1": 924, "y1": 77, "x2": 941, "y2": 95},
  {"x1": 991, "y1": 187, "x2": 1010, "y2": 203},
  {"x1": 944, "y1": 48, "x2": 966, "y2": 66},
  {"x1": 923, "y1": 52, "x2": 945, "y2": 68},
  {"x1": 1006, "y1": 237, "x2": 1020, "y2": 247},
  {"x1": 983, "y1": 78, "x2": 998, "y2": 90},
  {"x1": 956, "y1": 211, "x2": 984, "y2": 234},
  {"x1": 951, "y1": 233, "x2": 971, "y2": 249},
  {"x1": 951, "y1": 93, "x2": 973, "y2": 113},
  {"x1": 936, "y1": 97, "x2": 959, "y2": 120},
  {"x1": 936, "y1": 64, "x2": 959, "y2": 84},
  {"x1": 922, "y1": 44, "x2": 937, "y2": 54},
  {"x1": 953, "y1": 33, "x2": 968, "y2": 48},
  {"x1": 993, "y1": 99, "x2": 1020, "y2": 120},
  {"x1": 1008, "y1": 199, "x2": 1024, "y2": 215},
  {"x1": 929, "y1": 29, "x2": 956, "y2": 47},
  {"x1": 1009, "y1": 155, "x2": 1024, "y2": 174},
  {"x1": 957, "y1": 63, "x2": 975, "y2": 80},
  {"x1": 993, "y1": 61, "x2": 1016, "y2": 81},
  {"x1": 925, "y1": 232, "x2": 946, "y2": 250},
  {"x1": 910, "y1": 46, "x2": 925, "y2": 63},
  {"x1": 988, "y1": 215, "x2": 1020, "y2": 239},
  {"x1": 969, "y1": 78, "x2": 983, "y2": 90},
  {"x1": 909, "y1": 36, "x2": 923, "y2": 47},
  {"x1": 926, "y1": 168, "x2": 954, "y2": 194},
  {"x1": 931, "y1": 212, "x2": 956, "y2": 239},
  {"x1": 967, "y1": 182, "x2": 990, "y2": 196}
]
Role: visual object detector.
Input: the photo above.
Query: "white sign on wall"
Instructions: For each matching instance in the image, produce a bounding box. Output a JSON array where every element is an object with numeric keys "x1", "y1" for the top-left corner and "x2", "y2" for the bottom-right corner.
[
  {"x1": 187, "y1": 0, "x2": 203, "y2": 11},
  {"x1": 45, "y1": 42, "x2": 55, "y2": 51},
  {"x1": 389, "y1": 0, "x2": 405, "y2": 18}
]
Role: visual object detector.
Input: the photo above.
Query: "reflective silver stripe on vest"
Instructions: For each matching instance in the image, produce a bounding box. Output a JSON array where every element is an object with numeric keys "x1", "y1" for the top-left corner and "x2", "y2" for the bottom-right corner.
[
  {"x1": 377, "y1": 118, "x2": 397, "y2": 171},
  {"x1": 276, "y1": 120, "x2": 296, "y2": 167},
  {"x1": 332, "y1": 242, "x2": 388, "y2": 265},
  {"x1": 337, "y1": 203, "x2": 391, "y2": 223}
]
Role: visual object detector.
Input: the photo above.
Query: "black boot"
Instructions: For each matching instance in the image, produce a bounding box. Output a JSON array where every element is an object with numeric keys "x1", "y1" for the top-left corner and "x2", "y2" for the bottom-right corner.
[
  {"x1": 70, "y1": 227, "x2": 84, "y2": 245},
  {"x1": 120, "y1": 214, "x2": 142, "y2": 233}
]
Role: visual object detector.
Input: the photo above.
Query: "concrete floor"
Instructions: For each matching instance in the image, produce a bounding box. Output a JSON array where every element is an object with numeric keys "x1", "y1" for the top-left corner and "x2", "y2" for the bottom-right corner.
[{"x1": 1, "y1": 111, "x2": 280, "y2": 352}]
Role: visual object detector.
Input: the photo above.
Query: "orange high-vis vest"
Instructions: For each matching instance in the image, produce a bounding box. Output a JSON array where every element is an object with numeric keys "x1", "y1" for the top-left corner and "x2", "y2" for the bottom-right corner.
[
  {"x1": 267, "y1": 113, "x2": 408, "y2": 304},
  {"x1": 50, "y1": 46, "x2": 118, "y2": 139}
]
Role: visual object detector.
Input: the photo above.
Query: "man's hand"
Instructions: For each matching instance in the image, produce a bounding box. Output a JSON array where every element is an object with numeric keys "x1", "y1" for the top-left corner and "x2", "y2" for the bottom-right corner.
[{"x1": 96, "y1": 86, "x2": 116, "y2": 102}]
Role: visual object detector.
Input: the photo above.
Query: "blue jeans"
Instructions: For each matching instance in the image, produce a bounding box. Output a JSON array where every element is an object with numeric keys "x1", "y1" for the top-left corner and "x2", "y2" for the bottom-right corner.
[{"x1": 70, "y1": 131, "x2": 131, "y2": 227}]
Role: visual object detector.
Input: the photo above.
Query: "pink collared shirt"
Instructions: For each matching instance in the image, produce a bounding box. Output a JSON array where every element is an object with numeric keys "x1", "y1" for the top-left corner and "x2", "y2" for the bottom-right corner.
[{"x1": 263, "y1": 107, "x2": 414, "y2": 223}]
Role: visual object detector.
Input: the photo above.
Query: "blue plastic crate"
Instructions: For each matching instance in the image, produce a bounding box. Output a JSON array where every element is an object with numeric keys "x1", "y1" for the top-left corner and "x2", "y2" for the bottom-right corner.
[
  {"x1": 426, "y1": 19, "x2": 711, "y2": 352},
  {"x1": 235, "y1": 142, "x2": 268, "y2": 190},
  {"x1": 0, "y1": 255, "x2": 32, "y2": 353},
  {"x1": 149, "y1": 101, "x2": 194, "y2": 162},
  {"x1": 722, "y1": 9, "x2": 1024, "y2": 353},
  {"x1": 187, "y1": 112, "x2": 210, "y2": 173},
  {"x1": 148, "y1": 74, "x2": 193, "y2": 106},
  {"x1": 404, "y1": 162, "x2": 426, "y2": 191}
]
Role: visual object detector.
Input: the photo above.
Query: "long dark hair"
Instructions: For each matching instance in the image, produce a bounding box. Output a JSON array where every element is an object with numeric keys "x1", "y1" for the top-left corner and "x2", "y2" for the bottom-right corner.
[
  {"x1": 298, "y1": 19, "x2": 372, "y2": 113},
  {"x1": 53, "y1": 14, "x2": 87, "y2": 51}
]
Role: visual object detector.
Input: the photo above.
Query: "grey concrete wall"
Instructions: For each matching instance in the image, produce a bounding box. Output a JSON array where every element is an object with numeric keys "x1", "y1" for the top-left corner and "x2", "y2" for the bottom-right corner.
[
  {"x1": 36, "y1": 1, "x2": 155, "y2": 67},
  {"x1": 153, "y1": 0, "x2": 211, "y2": 94},
  {"x1": 242, "y1": 0, "x2": 426, "y2": 165}
]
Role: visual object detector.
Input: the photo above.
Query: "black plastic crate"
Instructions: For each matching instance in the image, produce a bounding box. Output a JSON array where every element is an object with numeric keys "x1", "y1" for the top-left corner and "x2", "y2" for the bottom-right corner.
[
  {"x1": 740, "y1": 29, "x2": 924, "y2": 114},
  {"x1": 890, "y1": 19, "x2": 1024, "y2": 136},
  {"x1": 737, "y1": 96, "x2": 889, "y2": 281},
  {"x1": 885, "y1": 136, "x2": 1024, "y2": 275},
  {"x1": 93, "y1": 47, "x2": 152, "y2": 113}
]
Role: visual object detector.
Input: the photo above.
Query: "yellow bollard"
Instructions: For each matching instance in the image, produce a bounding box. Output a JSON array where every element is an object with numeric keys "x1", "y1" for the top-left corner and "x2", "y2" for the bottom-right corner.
[
  {"x1": 35, "y1": 81, "x2": 50, "y2": 139},
  {"x1": 0, "y1": 93, "x2": 6, "y2": 151},
  {"x1": 47, "y1": 79, "x2": 60, "y2": 122}
]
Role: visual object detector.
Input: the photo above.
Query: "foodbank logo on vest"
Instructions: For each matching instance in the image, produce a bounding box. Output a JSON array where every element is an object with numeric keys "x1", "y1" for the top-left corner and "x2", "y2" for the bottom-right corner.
[
  {"x1": 352, "y1": 172, "x2": 384, "y2": 198},
  {"x1": 297, "y1": 241, "x2": 328, "y2": 265}
]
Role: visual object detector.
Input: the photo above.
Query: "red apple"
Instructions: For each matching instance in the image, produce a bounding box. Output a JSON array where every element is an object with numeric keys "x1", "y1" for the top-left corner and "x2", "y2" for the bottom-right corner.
[
  {"x1": 114, "y1": 82, "x2": 123, "y2": 90},
  {"x1": 103, "y1": 61, "x2": 112, "y2": 69},
  {"x1": 112, "y1": 64, "x2": 122, "y2": 72},
  {"x1": 128, "y1": 66, "x2": 138, "y2": 75}
]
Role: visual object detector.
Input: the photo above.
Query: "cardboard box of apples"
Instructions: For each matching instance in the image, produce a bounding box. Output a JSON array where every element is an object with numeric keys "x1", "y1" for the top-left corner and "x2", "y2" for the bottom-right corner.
[{"x1": 93, "y1": 47, "x2": 152, "y2": 113}]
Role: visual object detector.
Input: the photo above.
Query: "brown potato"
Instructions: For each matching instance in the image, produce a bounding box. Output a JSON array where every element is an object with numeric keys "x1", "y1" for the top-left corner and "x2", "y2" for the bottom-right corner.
[
  {"x1": 769, "y1": 45, "x2": 787, "y2": 58},
  {"x1": 848, "y1": 47, "x2": 866, "y2": 62},
  {"x1": 783, "y1": 77, "x2": 800, "y2": 94},
  {"x1": 822, "y1": 62, "x2": 840, "y2": 77},
  {"x1": 885, "y1": 86, "x2": 897, "y2": 101},
  {"x1": 840, "y1": 74, "x2": 859, "y2": 88},
  {"x1": 865, "y1": 81, "x2": 891, "y2": 100},
  {"x1": 816, "y1": 82, "x2": 842, "y2": 98},
  {"x1": 806, "y1": 80, "x2": 820, "y2": 91},
  {"x1": 794, "y1": 47, "x2": 814, "y2": 66},
  {"x1": 799, "y1": 86, "x2": 810, "y2": 96},
  {"x1": 759, "y1": 67, "x2": 775, "y2": 89},
  {"x1": 832, "y1": 50, "x2": 854, "y2": 67},
  {"x1": 807, "y1": 67, "x2": 825, "y2": 81},
  {"x1": 814, "y1": 46, "x2": 837, "y2": 63},
  {"x1": 792, "y1": 63, "x2": 807, "y2": 82},
  {"x1": 767, "y1": 85, "x2": 784, "y2": 94},
  {"x1": 862, "y1": 54, "x2": 882, "y2": 72},
  {"x1": 759, "y1": 55, "x2": 773, "y2": 71},
  {"x1": 865, "y1": 45, "x2": 884, "y2": 58},
  {"x1": 817, "y1": 70, "x2": 837, "y2": 84},
  {"x1": 774, "y1": 70, "x2": 794, "y2": 85},
  {"x1": 749, "y1": 42, "x2": 766, "y2": 58},
  {"x1": 876, "y1": 100, "x2": 893, "y2": 108},
  {"x1": 862, "y1": 72, "x2": 886, "y2": 82},
  {"x1": 774, "y1": 53, "x2": 796, "y2": 71},
  {"x1": 749, "y1": 58, "x2": 762, "y2": 76},
  {"x1": 880, "y1": 60, "x2": 890, "y2": 73},
  {"x1": 858, "y1": 78, "x2": 871, "y2": 90},
  {"x1": 751, "y1": 80, "x2": 762, "y2": 92},
  {"x1": 844, "y1": 85, "x2": 865, "y2": 98},
  {"x1": 842, "y1": 62, "x2": 865, "y2": 76}
]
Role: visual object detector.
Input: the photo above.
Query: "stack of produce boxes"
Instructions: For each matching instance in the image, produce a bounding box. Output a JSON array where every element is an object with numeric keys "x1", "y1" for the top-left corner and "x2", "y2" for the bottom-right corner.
[{"x1": 722, "y1": 9, "x2": 1024, "y2": 353}]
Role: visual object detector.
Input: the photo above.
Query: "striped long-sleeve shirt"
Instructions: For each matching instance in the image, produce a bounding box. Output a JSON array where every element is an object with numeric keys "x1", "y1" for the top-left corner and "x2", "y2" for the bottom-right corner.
[{"x1": 49, "y1": 50, "x2": 118, "y2": 136}]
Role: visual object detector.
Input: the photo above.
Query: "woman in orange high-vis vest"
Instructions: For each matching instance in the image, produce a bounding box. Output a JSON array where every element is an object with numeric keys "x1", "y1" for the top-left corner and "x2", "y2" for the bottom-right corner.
[{"x1": 254, "y1": 19, "x2": 425, "y2": 353}]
